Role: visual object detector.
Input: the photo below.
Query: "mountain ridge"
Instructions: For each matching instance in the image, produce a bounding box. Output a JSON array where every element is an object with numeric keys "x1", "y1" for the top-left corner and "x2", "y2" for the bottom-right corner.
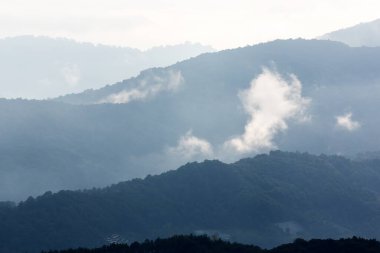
[
  {"x1": 0, "y1": 35, "x2": 214, "y2": 99},
  {"x1": 2, "y1": 151, "x2": 380, "y2": 252},
  {"x1": 318, "y1": 18, "x2": 380, "y2": 47},
  {"x1": 54, "y1": 39, "x2": 351, "y2": 104}
]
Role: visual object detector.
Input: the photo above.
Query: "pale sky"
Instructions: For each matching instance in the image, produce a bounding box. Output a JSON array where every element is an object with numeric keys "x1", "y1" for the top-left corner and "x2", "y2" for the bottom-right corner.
[{"x1": 0, "y1": 0, "x2": 379, "y2": 50}]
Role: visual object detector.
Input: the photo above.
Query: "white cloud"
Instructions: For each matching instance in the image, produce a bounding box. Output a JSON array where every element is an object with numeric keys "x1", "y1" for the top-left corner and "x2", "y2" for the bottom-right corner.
[
  {"x1": 224, "y1": 69, "x2": 310, "y2": 154},
  {"x1": 101, "y1": 69, "x2": 184, "y2": 104},
  {"x1": 61, "y1": 64, "x2": 81, "y2": 86},
  {"x1": 336, "y1": 112, "x2": 360, "y2": 131},
  {"x1": 167, "y1": 131, "x2": 214, "y2": 160}
]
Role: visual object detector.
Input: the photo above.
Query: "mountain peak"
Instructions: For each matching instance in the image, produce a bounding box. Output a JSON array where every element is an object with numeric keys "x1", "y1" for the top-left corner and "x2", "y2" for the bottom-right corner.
[{"x1": 318, "y1": 18, "x2": 380, "y2": 47}]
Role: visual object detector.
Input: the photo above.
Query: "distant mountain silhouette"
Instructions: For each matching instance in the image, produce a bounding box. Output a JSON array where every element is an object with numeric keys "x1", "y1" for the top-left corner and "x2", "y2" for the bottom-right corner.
[
  {"x1": 0, "y1": 36, "x2": 213, "y2": 98},
  {"x1": 319, "y1": 18, "x2": 380, "y2": 47},
  {"x1": 2, "y1": 151, "x2": 380, "y2": 253}
]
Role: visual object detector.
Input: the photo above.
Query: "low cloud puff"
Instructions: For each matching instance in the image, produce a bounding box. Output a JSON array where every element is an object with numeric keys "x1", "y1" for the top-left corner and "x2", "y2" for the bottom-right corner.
[
  {"x1": 224, "y1": 69, "x2": 310, "y2": 154},
  {"x1": 336, "y1": 112, "x2": 360, "y2": 131},
  {"x1": 167, "y1": 131, "x2": 214, "y2": 161},
  {"x1": 61, "y1": 64, "x2": 81, "y2": 87},
  {"x1": 101, "y1": 70, "x2": 184, "y2": 104}
]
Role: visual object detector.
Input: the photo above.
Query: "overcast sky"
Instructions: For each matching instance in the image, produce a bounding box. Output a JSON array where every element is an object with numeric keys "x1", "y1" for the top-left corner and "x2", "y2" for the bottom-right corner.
[{"x1": 0, "y1": 0, "x2": 379, "y2": 50}]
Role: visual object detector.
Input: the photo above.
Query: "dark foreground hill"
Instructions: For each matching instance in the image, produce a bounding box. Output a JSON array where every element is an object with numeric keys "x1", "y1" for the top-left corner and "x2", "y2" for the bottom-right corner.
[
  {"x1": 2, "y1": 151, "x2": 380, "y2": 252},
  {"x1": 44, "y1": 235, "x2": 380, "y2": 253}
]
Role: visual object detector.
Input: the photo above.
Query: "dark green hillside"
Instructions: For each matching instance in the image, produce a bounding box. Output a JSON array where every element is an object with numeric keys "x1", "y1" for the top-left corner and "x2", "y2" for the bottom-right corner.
[{"x1": 1, "y1": 152, "x2": 380, "y2": 252}]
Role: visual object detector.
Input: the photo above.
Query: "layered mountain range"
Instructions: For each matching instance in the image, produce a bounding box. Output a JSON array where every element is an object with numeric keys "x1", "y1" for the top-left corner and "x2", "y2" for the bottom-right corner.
[{"x1": 1, "y1": 39, "x2": 380, "y2": 200}]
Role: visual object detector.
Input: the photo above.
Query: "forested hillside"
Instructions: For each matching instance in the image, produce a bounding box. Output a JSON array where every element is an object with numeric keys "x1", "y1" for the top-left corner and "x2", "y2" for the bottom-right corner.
[{"x1": 1, "y1": 152, "x2": 380, "y2": 252}]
